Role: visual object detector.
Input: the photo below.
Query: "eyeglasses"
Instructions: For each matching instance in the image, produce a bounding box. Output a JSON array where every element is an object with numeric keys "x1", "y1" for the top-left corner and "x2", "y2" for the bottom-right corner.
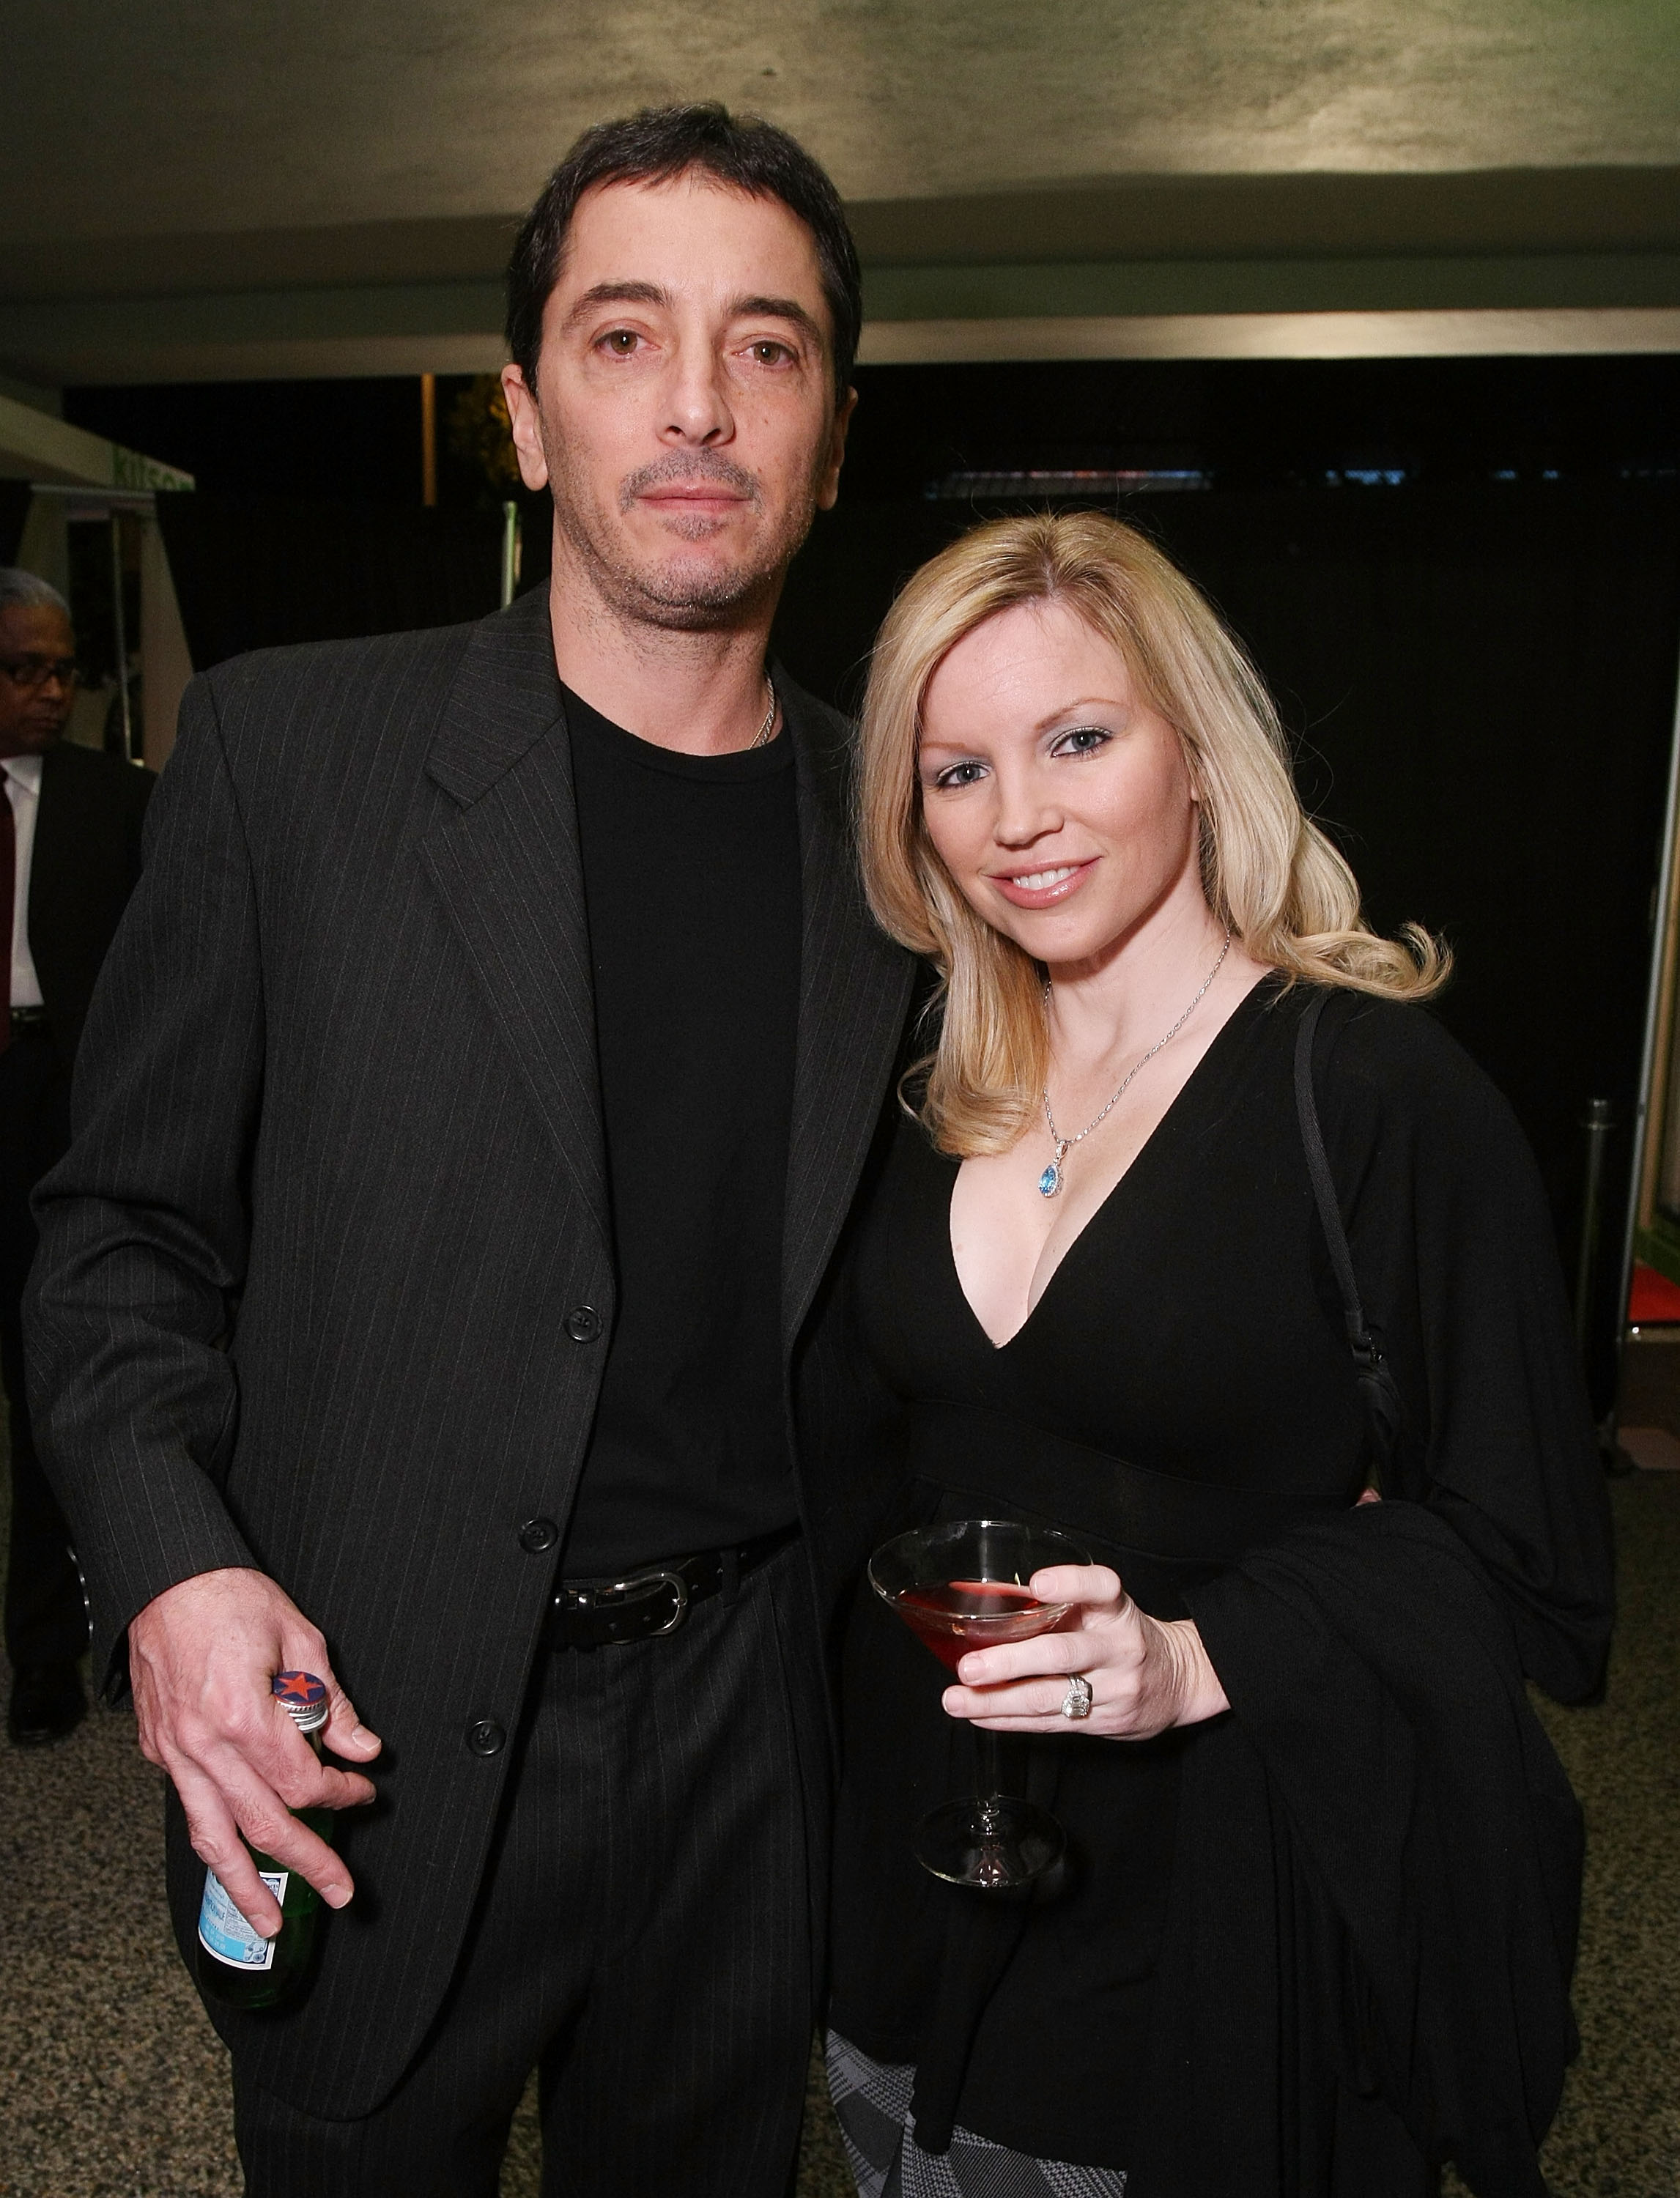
[{"x1": 0, "y1": 656, "x2": 78, "y2": 692}]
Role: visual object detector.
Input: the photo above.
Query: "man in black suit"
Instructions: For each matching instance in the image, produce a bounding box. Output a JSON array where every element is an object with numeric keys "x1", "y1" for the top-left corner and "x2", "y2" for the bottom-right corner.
[
  {"x1": 29, "y1": 108, "x2": 912, "y2": 2194},
  {"x1": 1, "y1": 567, "x2": 151, "y2": 1744}
]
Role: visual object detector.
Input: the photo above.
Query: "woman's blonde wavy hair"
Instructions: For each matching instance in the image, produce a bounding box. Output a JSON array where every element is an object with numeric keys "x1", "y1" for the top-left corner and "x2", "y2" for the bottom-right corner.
[{"x1": 857, "y1": 510, "x2": 1448, "y2": 1157}]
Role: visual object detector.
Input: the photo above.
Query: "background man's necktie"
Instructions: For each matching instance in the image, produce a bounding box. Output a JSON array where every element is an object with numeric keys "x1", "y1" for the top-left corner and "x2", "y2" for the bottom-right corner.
[{"x1": 0, "y1": 773, "x2": 14, "y2": 1057}]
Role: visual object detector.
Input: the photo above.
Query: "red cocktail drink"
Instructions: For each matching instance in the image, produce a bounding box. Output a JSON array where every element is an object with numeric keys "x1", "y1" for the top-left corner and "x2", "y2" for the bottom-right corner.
[
  {"x1": 870, "y1": 1518, "x2": 1090, "y2": 1890},
  {"x1": 895, "y1": 1580, "x2": 1055, "y2": 1670}
]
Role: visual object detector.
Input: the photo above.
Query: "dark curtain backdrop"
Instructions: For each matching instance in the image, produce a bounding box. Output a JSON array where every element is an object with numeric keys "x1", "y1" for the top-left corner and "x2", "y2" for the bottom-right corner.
[
  {"x1": 0, "y1": 483, "x2": 32, "y2": 566},
  {"x1": 772, "y1": 481, "x2": 1680, "y2": 1407},
  {"x1": 154, "y1": 493, "x2": 503, "y2": 672}
]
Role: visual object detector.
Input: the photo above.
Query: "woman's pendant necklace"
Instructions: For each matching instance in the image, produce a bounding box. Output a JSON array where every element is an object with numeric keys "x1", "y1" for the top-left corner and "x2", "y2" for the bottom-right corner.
[
  {"x1": 1038, "y1": 1140, "x2": 1073, "y2": 1199},
  {"x1": 1039, "y1": 930, "x2": 1232, "y2": 1198}
]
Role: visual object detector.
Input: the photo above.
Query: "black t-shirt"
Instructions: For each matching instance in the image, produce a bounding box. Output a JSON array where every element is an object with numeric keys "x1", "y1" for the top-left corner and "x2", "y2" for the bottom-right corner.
[{"x1": 560, "y1": 683, "x2": 802, "y2": 1575}]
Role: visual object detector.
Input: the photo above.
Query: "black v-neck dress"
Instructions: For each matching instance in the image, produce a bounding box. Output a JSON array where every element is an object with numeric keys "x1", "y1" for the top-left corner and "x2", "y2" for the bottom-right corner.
[{"x1": 826, "y1": 978, "x2": 1613, "y2": 2184}]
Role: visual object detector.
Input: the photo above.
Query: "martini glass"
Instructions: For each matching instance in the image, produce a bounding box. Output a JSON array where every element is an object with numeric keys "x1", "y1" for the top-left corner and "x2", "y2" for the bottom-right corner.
[{"x1": 870, "y1": 1517, "x2": 1090, "y2": 1891}]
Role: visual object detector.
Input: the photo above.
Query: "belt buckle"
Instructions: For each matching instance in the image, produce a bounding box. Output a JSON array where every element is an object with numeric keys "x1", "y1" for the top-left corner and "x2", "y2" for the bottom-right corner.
[{"x1": 604, "y1": 1565, "x2": 690, "y2": 1638}]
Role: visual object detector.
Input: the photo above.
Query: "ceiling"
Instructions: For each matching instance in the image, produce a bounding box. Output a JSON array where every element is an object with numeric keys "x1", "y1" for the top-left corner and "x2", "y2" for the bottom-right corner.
[{"x1": 4, "y1": 0, "x2": 1678, "y2": 386}]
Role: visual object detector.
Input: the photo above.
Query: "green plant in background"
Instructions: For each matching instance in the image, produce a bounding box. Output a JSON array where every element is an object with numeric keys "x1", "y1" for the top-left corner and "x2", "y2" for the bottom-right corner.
[{"x1": 448, "y1": 375, "x2": 522, "y2": 497}]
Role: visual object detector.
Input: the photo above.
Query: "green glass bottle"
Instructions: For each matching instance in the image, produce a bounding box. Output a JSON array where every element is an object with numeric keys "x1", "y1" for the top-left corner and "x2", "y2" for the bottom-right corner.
[{"x1": 196, "y1": 1670, "x2": 335, "y2": 2012}]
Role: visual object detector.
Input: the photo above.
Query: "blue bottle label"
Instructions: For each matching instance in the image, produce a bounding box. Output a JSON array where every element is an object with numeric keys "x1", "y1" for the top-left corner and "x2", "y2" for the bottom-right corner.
[{"x1": 198, "y1": 1868, "x2": 288, "y2": 1970}]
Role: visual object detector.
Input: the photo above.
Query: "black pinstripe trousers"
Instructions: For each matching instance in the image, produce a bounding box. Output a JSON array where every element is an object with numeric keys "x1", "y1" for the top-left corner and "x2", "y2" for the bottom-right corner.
[
  {"x1": 0, "y1": 1026, "x2": 85, "y2": 1670},
  {"x1": 232, "y1": 1539, "x2": 822, "y2": 2197}
]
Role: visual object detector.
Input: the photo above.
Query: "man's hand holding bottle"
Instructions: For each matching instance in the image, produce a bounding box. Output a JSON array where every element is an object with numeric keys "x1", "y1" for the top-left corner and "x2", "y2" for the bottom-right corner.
[{"x1": 127, "y1": 1566, "x2": 382, "y2": 1942}]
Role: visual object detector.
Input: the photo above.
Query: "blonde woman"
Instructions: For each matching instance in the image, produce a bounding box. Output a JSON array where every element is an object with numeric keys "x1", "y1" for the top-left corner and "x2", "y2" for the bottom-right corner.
[{"x1": 824, "y1": 514, "x2": 1610, "y2": 2198}]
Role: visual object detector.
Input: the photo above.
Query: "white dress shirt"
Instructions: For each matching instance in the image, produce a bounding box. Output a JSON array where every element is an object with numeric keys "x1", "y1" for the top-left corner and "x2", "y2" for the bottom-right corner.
[{"x1": 3, "y1": 753, "x2": 45, "y2": 1009}]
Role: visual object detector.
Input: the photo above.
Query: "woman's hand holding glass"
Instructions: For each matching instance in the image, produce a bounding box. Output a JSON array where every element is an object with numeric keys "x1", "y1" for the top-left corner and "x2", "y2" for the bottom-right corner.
[{"x1": 943, "y1": 1564, "x2": 1229, "y2": 1739}]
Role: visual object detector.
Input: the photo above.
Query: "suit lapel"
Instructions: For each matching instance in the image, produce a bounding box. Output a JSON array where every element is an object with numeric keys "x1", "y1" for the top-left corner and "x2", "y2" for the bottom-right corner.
[
  {"x1": 419, "y1": 603, "x2": 913, "y2": 1325},
  {"x1": 781, "y1": 681, "x2": 917, "y2": 1345},
  {"x1": 419, "y1": 589, "x2": 610, "y2": 1248}
]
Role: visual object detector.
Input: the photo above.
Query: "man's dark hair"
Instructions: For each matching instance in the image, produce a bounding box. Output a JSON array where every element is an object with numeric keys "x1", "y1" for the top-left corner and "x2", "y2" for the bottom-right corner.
[{"x1": 506, "y1": 103, "x2": 862, "y2": 405}]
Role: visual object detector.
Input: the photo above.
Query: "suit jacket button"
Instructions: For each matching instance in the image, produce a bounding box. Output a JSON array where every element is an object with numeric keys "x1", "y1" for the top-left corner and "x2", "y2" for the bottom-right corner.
[
  {"x1": 564, "y1": 1305, "x2": 602, "y2": 1343},
  {"x1": 519, "y1": 1517, "x2": 560, "y2": 1554},
  {"x1": 467, "y1": 1718, "x2": 506, "y2": 1757}
]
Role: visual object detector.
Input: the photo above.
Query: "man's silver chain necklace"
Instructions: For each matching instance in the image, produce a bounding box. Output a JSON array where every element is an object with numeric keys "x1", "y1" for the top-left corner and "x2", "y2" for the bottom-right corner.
[
  {"x1": 1037, "y1": 930, "x2": 1233, "y2": 1198},
  {"x1": 750, "y1": 676, "x2": 777, "y2": 748}
]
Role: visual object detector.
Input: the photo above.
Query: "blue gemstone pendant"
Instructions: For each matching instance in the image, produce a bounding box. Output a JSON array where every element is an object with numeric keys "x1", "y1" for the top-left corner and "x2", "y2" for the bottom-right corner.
[{"x1": 1038, "y1": 1161, "x2": 1062, "y2": 1197}]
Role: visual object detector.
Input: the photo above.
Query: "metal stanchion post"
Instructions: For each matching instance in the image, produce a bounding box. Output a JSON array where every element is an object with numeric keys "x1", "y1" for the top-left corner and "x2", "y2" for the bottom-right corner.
[
  {"x1": 1576, "y1": 1096, "x2": 1635, "y2": 1470},
  {"x1": 421, "y1": 373, "x2": 437, "y2": 507},
  {"x1": 110, "y1": 513, "x2": 134, "y2": 763},
  {"x1": 500, "y1": 500, "x2": 522, "y2": 610},
  {"x1": 1575, "y1": 1098, "x2": 1615, "y2": 1361}
]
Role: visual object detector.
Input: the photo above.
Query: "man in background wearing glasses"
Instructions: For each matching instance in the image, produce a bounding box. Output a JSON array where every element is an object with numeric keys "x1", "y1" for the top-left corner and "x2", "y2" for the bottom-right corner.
[{"x1": 0, "y1": 566, "x2": 152, "y2": 1744}]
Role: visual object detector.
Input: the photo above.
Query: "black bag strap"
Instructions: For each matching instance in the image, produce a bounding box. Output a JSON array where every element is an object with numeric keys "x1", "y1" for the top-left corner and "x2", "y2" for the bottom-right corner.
[{"x1": 1295, "y1": 988, "x2": 1403, "y2": 1484}]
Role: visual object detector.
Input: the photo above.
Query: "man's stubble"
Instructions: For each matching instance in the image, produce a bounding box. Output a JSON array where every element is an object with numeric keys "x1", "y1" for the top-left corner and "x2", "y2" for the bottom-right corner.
[{"x1": 542, "y1": 435, "x2": 826, "y2": 637}]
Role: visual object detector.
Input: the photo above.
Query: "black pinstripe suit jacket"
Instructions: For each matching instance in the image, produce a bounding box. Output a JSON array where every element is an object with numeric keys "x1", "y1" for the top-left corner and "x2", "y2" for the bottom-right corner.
[{"x1": 25, "y1": 585, "x2": 915, "y2": 2115}]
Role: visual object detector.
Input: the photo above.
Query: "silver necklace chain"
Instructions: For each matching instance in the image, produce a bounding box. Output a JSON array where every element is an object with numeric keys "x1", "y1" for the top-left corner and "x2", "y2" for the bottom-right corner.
[
  {"x1": 750, "y1": 675, "x2": 777, "y2": 749},
  {"x1": 1038, "y1": 930, "x2": 1233, "y2": 1198}
]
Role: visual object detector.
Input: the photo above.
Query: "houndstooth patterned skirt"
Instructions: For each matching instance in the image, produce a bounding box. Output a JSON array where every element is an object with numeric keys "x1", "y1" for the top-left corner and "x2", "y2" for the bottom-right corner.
[{"x1": 825, "y1": 2032, "x2": 1128, "y2": 2198}]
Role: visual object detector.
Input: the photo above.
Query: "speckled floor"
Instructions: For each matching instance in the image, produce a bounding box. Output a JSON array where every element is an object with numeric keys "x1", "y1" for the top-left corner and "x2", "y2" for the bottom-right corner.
[{"x1": 1, "y1": 1454, "x2": 1673, "y2": 2197}]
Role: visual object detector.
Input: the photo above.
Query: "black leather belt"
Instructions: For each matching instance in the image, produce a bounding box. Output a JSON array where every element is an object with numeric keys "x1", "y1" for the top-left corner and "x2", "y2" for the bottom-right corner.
[
  {"x1": 8, "y1": 1006, "x2": 48, "y2": 1035},
  {"x1": 544, "y1": 1522, "x2": 799, "y2": 1651}
]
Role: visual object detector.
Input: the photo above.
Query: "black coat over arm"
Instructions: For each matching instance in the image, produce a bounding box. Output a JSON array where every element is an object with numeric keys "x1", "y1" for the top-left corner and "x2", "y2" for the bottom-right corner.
[
  {"x1": 1150, "y1": 992, "x2": 1613, "y2": 2197},
  {"x1": 25, "y1": 587, "x2": 914, "y2": 2117}
]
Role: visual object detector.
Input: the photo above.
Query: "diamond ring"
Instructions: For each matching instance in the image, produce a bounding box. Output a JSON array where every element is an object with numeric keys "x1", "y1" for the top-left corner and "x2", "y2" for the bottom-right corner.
[{"x1": 1060, "y1": 1673, "x2": 1094, "y2": 1720}]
